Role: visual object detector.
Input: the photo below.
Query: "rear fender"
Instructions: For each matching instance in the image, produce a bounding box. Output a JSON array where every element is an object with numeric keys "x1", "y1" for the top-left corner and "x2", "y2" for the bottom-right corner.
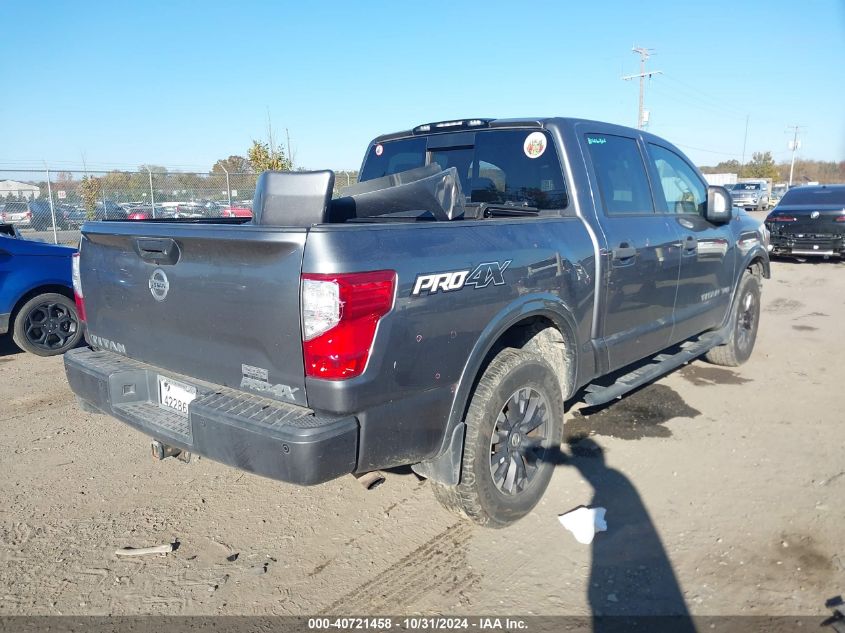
[{"x1": 412, "y1": 294, "x2": 580, "y2": 484}]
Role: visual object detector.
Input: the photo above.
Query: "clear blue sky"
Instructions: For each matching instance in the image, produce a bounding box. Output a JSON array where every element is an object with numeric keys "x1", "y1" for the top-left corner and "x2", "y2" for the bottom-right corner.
[{"x1": 2, "y1": 0, "x2": 843, "y2": 172}]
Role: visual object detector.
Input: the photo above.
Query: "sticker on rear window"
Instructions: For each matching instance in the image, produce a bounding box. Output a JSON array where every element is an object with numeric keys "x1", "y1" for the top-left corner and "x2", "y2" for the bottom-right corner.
[
  {"x1": 587, "y1": 136, "x2": 607, "y2": 145},
  {"x1": 523, "y1": 132, "x2": 547, "y2": 159},
  {"x1": 374, "y1": 144, "x2": 384, "y2": 156}
]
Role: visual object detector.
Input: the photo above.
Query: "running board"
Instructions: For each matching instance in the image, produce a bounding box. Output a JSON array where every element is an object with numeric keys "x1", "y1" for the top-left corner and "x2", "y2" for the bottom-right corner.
[{"x1": 583, "y1": 332, "x2": 726, "y2": 407}]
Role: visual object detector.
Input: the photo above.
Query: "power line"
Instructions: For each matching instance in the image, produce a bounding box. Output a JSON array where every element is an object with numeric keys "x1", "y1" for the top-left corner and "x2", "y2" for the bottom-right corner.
[
  {"x1": 647, "y1": 82, "x2": 747, "y2": 123},
  {"x1": 672, "y1": 142, "x2": 740, "y2": 157},
  {"x1": 660, "y1": 74, "x2": 748, "y2": 118}
]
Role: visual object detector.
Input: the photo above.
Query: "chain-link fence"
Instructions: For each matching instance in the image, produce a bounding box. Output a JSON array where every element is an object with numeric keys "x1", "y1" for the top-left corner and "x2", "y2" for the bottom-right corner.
[{"x1": 0, "y1": 169, "x2": 359, "y2": 245}]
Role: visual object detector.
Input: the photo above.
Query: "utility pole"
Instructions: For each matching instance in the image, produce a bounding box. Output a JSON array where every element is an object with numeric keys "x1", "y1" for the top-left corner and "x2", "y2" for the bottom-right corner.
[
  {"x1": 622, "y1": 46, "x2": 662, "y2": 129},
  {"x1": 222, "y1": 165, "x2": 232, "y2": 209},
  {"x1": 44, "y1": 162, "x2": 58, "y2": 244},
  {"x1": 286, "y1": 128, "x2": 293, "y2": 170},
  {"x1": 786, "y1": 124, "x2": 804, "y2": 186},
  {"x1": 740, "y1": 114, "x2": 750, "y2": 178},
  {"x1": 266, "y1": 108, "x2": 275, "y2": 161},
  {"x1": 146, "y1": 167, "x2": 156, "y2": 218}
]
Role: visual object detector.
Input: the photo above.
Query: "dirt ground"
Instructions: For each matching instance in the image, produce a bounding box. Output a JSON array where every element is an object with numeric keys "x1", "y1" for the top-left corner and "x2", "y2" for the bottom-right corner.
[{"x1": 1, "y1": 256, "x2": 844, "y2": 618}]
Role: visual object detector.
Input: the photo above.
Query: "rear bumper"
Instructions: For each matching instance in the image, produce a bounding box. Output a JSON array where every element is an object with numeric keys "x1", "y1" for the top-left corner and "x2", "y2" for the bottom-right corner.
[
  {"x1": 733, "y1": 199, "x2": 760, "y2": 209},
  {"x1": 0, "y1": 312, "x2": 9, "y2": 335},
  {"x1": 769, "y1": 233, "x2": 845, "y2": 257},
  {"x1": 64, "y1": 348, "x2": 358, "y2": 485}
]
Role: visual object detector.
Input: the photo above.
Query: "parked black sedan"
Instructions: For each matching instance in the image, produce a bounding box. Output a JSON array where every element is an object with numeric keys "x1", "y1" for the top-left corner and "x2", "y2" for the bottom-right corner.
[{"x1": 765, "y1": 185, "x2": 845, "y2": 259}]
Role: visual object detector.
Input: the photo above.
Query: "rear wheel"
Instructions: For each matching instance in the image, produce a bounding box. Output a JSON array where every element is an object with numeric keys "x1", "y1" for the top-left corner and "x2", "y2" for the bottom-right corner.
[
  {"x1": 705, "y1": 271, "x2": 760, "y2": 367},
  {"x1": 12, "y1": 293, "x2": 82, "y2": 357},
  {"x1": 431, "y1": 348, "x2": 564, "y2": 527}
]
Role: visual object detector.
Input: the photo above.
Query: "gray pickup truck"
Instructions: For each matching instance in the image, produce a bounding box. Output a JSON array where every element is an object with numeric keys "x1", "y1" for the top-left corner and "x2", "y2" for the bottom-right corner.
[{"x1": 65, "y1": 118, "x2": 770, "y2": 527}]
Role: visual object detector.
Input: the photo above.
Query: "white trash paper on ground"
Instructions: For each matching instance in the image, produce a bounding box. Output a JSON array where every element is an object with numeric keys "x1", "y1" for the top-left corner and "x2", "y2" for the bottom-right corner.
[{"x1": 558, "y1": 506, "x2": 607, "y2": 544}]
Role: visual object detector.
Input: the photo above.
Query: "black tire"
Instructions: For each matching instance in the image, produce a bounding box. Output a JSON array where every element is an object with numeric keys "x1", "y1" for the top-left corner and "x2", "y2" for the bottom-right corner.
[
  {"x1": 12, "y1": 292, "x2": 82, "y2": 357},
  {"x1": 431, "y1": 348, "x2": 564, "y2": 527},
  {"x1": 705, "y1": 271, "x2": 761, "y2": 367}
]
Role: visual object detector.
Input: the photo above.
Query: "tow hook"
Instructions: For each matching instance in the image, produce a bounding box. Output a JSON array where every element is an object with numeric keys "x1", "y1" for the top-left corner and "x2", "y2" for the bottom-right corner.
[{"x1": 151, "y1": 440, "x2": 192, "y2": 463}]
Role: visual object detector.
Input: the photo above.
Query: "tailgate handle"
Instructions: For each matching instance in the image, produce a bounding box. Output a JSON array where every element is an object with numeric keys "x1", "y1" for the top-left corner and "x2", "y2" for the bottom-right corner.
[{"x1": 135, "y1": 238, "x2": 180, "y2": 265}]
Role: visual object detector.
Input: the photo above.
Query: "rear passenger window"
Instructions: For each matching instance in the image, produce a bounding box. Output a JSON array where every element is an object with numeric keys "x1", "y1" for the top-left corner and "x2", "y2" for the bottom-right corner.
[
  {"x1": 585, "y1": 134, "x2": 654, "y2": 215},
  {"x1": 648, "y1": 144, "x2": 707, "y2": 216}
]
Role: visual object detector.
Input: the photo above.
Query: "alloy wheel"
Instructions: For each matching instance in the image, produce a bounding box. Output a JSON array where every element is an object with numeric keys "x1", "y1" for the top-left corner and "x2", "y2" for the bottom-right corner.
[
  {"x1": 489, "y1": 387, "x2": 550, "y2": 495},
  {"x1": 23, "y1": 302, "x2": 78, "y2": 352}
]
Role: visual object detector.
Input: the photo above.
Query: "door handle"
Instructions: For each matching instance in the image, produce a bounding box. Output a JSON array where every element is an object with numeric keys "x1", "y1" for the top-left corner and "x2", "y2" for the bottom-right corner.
[{"x1": 612, "y1": 243, "x2": 637, "y2": 261}]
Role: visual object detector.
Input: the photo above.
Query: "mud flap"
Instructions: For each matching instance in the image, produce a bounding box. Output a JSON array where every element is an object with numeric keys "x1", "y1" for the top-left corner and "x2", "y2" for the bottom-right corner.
[{"x1": 411, "y1": 422, "x2": 466, "y2": 485}]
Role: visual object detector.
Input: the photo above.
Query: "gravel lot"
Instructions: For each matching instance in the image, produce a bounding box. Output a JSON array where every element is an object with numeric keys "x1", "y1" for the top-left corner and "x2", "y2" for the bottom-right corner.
[{"x1": 1, "y1": 256, "x2": 843, "y2": 618}]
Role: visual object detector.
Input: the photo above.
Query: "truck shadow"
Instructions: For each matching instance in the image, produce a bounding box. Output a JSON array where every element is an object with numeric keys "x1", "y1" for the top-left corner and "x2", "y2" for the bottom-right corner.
[
  {"x1": 544, "y1": 439, "x2": 697, "y2": 630},
  {"x1": 0, "y1": 336, "x2": 23, "y2": 358}
]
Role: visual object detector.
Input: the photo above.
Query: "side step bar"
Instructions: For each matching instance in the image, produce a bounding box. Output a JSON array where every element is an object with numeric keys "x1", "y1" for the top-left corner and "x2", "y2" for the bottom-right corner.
[{"x1": 583, "y1": 331, "x2": 726, "y2": 407}]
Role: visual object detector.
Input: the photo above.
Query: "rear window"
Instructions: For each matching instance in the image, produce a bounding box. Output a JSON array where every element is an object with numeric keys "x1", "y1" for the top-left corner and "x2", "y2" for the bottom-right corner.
[
  {"x1": 779, "y1": 186, "x2": 845, "y2": 205},
  {"x1": 4, "y1": 202, "x2": 27, "y2": 212},
  {"x1": 359, "y1": 137, "x2": 427, "y2": 179},
  {"x1": 360, "y1": 130, "x2": 568, "y2": 210}
]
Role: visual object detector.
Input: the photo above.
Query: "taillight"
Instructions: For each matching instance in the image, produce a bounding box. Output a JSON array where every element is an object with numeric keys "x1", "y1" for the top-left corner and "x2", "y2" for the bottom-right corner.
[
  {"x1": 835, "y1": 216, "x2": 845, "y2": 223},
  {"x1": 768, "y1": 215, "x2": 796, "y2": 222},
  {"x1": 26, "y1": 212, "x2": 32, "y2": 220},
  {"x1": 301, "y1": 270, "x2": 396, "y2": 380},
  {"x1": 71, "y1": 252, "x2": 86, "y2": 321}
]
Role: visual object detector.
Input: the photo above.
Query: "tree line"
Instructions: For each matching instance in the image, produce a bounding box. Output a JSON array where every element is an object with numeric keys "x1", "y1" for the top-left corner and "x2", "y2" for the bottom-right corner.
[{"x1": 700, "y1": 151, "x2": 845, "y2": 183}]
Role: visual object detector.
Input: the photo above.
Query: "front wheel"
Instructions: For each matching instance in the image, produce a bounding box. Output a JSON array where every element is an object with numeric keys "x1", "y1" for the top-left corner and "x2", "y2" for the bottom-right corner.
[
  {"x1": 12, "y1": 293, "x2": 83, "y2": 356},
  {"x1": 705, "y1": 271, "x2": 761, "y2": 367},
  {"x1": 431, "y1": 348, "x2": 564, "y2": 527}
]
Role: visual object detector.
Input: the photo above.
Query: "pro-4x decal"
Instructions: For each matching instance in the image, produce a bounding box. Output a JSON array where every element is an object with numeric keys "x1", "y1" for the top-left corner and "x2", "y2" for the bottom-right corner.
[{"x1": 411, "y1": 261, "x2": 511, "y2": 296}]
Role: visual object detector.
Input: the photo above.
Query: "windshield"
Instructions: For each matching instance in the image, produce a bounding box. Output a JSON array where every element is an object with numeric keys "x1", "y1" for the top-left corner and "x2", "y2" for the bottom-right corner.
[
  {"x1": 779, "y1": 186, "x2": 845, "y2": 205},
  {"x1": 733, "y1": 183, "x2": 761, "y2": 191},
  {"x1": 360, "y1": 130, "x2": 568, "y2": 210}
]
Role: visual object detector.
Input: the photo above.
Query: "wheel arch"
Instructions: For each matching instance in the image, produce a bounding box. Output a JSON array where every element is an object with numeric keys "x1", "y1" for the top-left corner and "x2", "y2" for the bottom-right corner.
[
  {"x1": 718, "y1": 248, "x2": 769, "y2": 332},
  {"x1": 742, "y1": 246, "x2": 770, "y2": 280},
  {"x1": 10, "y1": 284, "x2": 75, "y2": 325},
  {"x1": 412, "y1": 294, "x2": 580, "y2": 485}
]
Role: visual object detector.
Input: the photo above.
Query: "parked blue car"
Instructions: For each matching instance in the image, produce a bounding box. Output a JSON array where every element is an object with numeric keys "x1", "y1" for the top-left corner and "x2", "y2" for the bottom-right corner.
[{"x1": 0, "y1": 223, "x2": 82, "y2": 356}]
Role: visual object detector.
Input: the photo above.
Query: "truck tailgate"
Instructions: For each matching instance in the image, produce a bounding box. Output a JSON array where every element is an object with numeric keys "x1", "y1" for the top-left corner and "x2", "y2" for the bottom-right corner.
[{"x1": 79, "y1": 222, "x2": 308, "y2": 406}]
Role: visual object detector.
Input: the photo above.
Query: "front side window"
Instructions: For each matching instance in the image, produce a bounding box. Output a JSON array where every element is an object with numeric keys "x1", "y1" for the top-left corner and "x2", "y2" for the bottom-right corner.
[
  {"x1": 584, "y1": 134, "x2": 654, "y2": 215},
  {"x1": 648, "y1": 144, "x2": 707, "y2": 216}
]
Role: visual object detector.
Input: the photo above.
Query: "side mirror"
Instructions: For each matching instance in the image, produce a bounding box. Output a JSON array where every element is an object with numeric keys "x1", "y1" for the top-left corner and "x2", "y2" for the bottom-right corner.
[{"x1": 706, "y1": 185, "x2": 733, "y2": 223}]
